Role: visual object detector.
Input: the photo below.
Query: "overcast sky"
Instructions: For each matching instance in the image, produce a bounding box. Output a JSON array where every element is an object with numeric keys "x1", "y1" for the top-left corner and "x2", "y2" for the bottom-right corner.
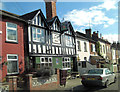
[{"x1": 1, "y1": 0, "x2": 119, "y2": 43}]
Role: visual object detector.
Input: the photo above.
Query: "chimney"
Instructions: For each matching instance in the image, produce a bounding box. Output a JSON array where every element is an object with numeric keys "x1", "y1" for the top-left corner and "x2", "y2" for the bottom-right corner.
[
  {"x1": 44, "y1": 0, "x2": 57, "y2": 20},
  {"x1": 85, "y1": 29, "x2": 91, "y2": 37}
]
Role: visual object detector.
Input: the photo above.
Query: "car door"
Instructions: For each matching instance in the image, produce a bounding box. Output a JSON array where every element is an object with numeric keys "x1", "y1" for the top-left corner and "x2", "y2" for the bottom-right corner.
[
  {"x1": 107, "y1": 69, "x2": 113, "y2": 83},
  {"x1": 109, "y1": 70, "x2": 115, "y2": 82},
  {"x1": 105, "y1": 69, "x2": 111, "y2": 83}
]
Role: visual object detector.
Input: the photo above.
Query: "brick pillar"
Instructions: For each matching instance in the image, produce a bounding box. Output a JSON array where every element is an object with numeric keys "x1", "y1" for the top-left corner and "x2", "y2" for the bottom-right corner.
[
  {"x1": 26, "y1": 74, "x2": 33, "y2": 91},
  {"x1": 57, "y1": 69, "x2": 60, "y2": 85},
  {"x1": 6, "y1": 76, "x2": 18, "y2": 91}
]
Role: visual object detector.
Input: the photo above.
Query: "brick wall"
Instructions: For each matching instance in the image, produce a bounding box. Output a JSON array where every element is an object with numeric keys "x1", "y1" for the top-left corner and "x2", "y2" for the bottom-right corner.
[
  {"x1": 1, "y1": 18, "x2": 25, "y2": 81},
  {"x1": 45, "y1": 1, "x2": 57, "y2": 20},
  {"x1": 27, "y1": 69, "x2": 60, "y2": 91}
]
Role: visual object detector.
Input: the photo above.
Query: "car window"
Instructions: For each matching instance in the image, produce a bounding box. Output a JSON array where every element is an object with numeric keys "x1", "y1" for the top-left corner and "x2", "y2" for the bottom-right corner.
[
  {"x1": 105, "y1": 69, "x2": 112, "y2": 75},
  {"x1": 88, "y1": 69, "x2": 103, "y2": 74},
  {"x1": 105, "y1": 70, "x2": 109, "y2": 75}
]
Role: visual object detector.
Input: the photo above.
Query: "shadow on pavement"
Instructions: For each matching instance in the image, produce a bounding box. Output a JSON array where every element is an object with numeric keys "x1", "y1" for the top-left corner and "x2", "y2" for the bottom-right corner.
[{"x1": 72, "y1": 85, "x2": 104, "y2": 92}]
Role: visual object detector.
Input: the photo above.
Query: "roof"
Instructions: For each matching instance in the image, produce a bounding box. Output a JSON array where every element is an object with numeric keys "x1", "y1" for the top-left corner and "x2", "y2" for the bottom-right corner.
[
  {"x1": 47, "y1": 16, "x2": 61, "y2": 26},
  {"x1": 98, "y1": 38, "x2": 111, "y2": 44},
  {"x1": 0, "y1": 10, "x2": 26, "y2": 22},
  {"x1": 20, "y1": 9, "x2": 48, "y2": 27},
  {"x1": 20, "y1": 9, "x2": 40, "y2": 20}
]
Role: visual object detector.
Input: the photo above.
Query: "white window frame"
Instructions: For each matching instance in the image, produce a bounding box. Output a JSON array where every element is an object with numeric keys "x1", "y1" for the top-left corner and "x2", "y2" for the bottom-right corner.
[
  {"x1": 6, "y1": 22, "x2": 17, "y2": 42},
  {"x1": 7, "y1": 54, "x2": 19, "y2": 75},
  {"x1": 39, "y1": 57, "x2": 52, "y2": 67},
  {"x1": 62, "y1": 57, "x2": 71, "y2": 69},
  {"x1": 32, "y1": 27, "x2": 45, "y2": 43}
]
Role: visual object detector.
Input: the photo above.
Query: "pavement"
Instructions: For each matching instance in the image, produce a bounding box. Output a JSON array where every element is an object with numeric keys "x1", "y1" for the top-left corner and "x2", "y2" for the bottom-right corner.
[{"x1": 57, "y1": 78, "x2": 82, "y2": 90}]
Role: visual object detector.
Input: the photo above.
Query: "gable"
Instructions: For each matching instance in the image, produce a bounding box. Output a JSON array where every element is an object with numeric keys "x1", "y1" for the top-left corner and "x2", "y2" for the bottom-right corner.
[
  {"x1": 48, "y1": 16, "x2": 61, "y2": 31},
  {"x1": 61, "y1": 21, "x2": 74, "y2": 35},
  {"x1": 20, "y1": 9, "x2": 48, "y2": 27}
]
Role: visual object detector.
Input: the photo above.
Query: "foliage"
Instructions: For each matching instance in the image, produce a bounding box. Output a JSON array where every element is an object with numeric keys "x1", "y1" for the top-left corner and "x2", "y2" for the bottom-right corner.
[
  {"x1": 95, "y1": 42, "x2": 101, "y2": 56},
  {"x1": 36, "y1": 66, "x2": 53, "y2": 77}
]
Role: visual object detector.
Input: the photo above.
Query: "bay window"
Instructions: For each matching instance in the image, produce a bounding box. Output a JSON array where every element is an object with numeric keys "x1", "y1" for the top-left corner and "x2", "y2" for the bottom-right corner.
[
  {"x1": 6, "y1": 22, "x2": 17, "y2": 42},
  {"x1": 7, "y1": 54, "x2": 19, "y2": 74}
]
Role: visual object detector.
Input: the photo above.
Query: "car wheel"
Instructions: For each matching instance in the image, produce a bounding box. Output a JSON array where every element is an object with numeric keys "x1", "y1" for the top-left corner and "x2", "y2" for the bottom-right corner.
[
  {"x1": 114, "y1": 77, "x2": 117, "y2": 83},
  {"x1": 104, "y1": 80, "x2": 109, "y2": 88},
  {"x1": 83, "y1": 84, "x2": 89, "y2": 87}
]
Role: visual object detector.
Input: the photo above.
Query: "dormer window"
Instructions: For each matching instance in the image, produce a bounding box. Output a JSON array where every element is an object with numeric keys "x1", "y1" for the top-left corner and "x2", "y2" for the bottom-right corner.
[
  {"x1": 41, "y1": 20, "x2": 44, "y2": 27},
  {"x1": 33, "y1": 17, "x2": 36, "y2": 25}
]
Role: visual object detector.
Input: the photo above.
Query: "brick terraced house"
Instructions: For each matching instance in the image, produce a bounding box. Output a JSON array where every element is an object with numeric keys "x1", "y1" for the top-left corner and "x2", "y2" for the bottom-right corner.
[{"x1": 0, "y1": 10, "x2": 25, "y2": 81}]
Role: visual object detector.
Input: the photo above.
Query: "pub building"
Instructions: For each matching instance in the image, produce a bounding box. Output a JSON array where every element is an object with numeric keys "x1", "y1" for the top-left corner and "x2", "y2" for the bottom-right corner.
[{"x1": 20, "y1": 0, "x2": 77, "y2": 73}]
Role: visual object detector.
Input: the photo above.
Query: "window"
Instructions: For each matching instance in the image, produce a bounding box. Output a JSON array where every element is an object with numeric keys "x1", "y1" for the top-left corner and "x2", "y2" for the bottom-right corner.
[
  {"x1": 62, "y1": 57, "x2": 71, "y2": 69},
  {"x1": 77, "y1": 41, "x2": 81, "y2": 51},
  {"x1": 66, "y1": 36, "x2": 72, "y2": 47},
  {"x1": 91, "y1": 44, "x2": 93, "y2": 52},
  {"x1": 41, "y1": 20, "x2": 44, "y2": 27},
  {"x1": 84, "y1": 42, "x2": 87, "y2": 52},
  {"x1": 103, "y1": 45, "x2": 105, "y2": 53},
  {"x1": 91, "y1": 44, "x2": 95, "y2": 52},
  {"x1": 40, "y1": 57, "x2": 52, "y2": 67},
  {"x1": 88, "y1": 69, "x2": 103, "y2": 74},
  {"x1": 6, "y1": 22, "x2": 17, "y2": 42},
  {"x1": 100, "y1": 45, "x2": 102, "y2": 52},
  {"x1": 82, "y1": 61, "x2": 86, "y2": 68},
  {"x1": 32, "y1": 27, "x2": 45, "y2": 43},
  {"x1": 7, "y1": 54, "x2": 19, "y2": 74}
]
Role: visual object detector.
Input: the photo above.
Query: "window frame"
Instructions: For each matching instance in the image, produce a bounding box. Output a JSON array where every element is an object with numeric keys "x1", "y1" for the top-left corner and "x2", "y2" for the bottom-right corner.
[
  {"x1": 84, "y1": 42, "x2": 87, "y2": 52},
  {"x1": 6, "y1": 22, "x2": 18, "y2": 42},
  {"x1": 32, "y1": 27, "x2": 45, "y2": 43},
  {"x1": 7, "y1": 54, "x2": 19, "y2": 75},
  {"x1": 77, "y1": 41, "x2": 81, "y2": 51},
  {"x1": 82, "y1": 61, "x2": 86, "y2": 68}
]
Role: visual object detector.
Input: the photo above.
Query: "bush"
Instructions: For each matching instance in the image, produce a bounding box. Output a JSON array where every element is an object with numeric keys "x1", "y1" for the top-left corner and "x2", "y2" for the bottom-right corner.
[{"x1": 36, "y1": 66, "x2": 52, "y2": 77}]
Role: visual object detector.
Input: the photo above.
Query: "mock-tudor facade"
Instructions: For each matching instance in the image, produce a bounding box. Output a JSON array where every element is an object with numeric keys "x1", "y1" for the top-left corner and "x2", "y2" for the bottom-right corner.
[
  {"x1": 19, "y1": 1, "x2": 76, "y2": 74},
  {"x1": 0, "y1": 10, "x2": 25, "y2": 81}
]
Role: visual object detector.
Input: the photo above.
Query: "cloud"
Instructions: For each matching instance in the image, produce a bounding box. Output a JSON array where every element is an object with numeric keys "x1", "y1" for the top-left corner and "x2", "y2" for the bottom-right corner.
[
  {"x1": 89, "y1": 0, "x2": 117, "y2": 11},
  {"x1": 103, "y1": 34, "x2": 118, "y2": 43},
  {"x1": 63, "y1": 0, "x2": 117, "y2": 29},
  {"x1": 64, "y1": 9, "x2": 116, "y2": 28}
]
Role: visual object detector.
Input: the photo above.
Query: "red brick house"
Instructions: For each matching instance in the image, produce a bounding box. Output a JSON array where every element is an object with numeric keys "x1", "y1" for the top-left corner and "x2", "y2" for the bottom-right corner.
[{"x1": 0, "y1": 10, "x2": 26, "y2": 81}]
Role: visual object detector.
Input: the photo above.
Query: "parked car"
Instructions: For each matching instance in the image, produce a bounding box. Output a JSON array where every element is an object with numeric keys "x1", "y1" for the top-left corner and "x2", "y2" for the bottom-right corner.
[{"x1": 81, "y1": 68, "x2": 117, "y2": 88}]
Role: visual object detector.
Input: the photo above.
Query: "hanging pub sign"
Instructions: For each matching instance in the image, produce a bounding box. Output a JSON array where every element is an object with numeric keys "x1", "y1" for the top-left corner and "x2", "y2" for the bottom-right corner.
[{"x1": 61, "y1": 22, "x2": 68, "y2": 31}]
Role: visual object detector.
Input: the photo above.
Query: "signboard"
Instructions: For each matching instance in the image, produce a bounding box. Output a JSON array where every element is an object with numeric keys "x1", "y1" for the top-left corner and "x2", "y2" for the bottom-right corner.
[
  {"x1": 53, "y1": 57, "x2": 62, "y2": 69},
  {"x1": 61, "y1": 22, "x2": 68, "y2": 31},
  {"x1": 52, "y1": 33, "x2": 60, "y2": 44}
]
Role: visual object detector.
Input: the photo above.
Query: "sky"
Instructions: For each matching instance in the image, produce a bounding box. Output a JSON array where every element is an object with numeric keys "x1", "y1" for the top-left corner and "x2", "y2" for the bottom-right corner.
[{"x1": 1, "y1": 0, "x2": 119, "y2": 43}]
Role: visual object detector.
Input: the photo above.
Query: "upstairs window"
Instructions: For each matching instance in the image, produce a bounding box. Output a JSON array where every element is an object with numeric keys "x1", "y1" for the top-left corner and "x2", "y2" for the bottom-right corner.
[
  {"x1": 84, "y1": 42, "x2": 87, "y2": 52},
  {"x1": 66, "y1": 36, "x2": 72, "y2": 47},
  {"x1": 7, "y1": 54, "x2": 19, "y2": 74},
  {"x1": 91, "y1": 44, "x2": 95, "y2": 52},
  {"x1": 32, "y1": 27, "x2": 45, "y2": 43},
  {"x1": 77, "y1": 41, "x2": 81, "y2": 51},
  {"x1": 6, "y1": 22, "x2": 17, "y2": 42}
]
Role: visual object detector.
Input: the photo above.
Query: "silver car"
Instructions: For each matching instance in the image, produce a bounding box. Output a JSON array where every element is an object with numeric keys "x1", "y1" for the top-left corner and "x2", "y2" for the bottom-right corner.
[{"x1": 81, "y1": 68, "x2": 117, "y2": 88}]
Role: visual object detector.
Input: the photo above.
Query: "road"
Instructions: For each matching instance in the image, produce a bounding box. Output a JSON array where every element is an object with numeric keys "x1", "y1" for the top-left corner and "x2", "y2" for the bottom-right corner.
[{"x1": 64, "y1": 73, "x2": 120, "y2": 92}]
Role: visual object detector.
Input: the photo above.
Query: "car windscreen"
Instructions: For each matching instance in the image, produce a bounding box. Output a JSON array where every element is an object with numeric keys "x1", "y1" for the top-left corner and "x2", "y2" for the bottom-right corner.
[{"x1": 88, "y1": 69, "x2": 103, "y2": 74}]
